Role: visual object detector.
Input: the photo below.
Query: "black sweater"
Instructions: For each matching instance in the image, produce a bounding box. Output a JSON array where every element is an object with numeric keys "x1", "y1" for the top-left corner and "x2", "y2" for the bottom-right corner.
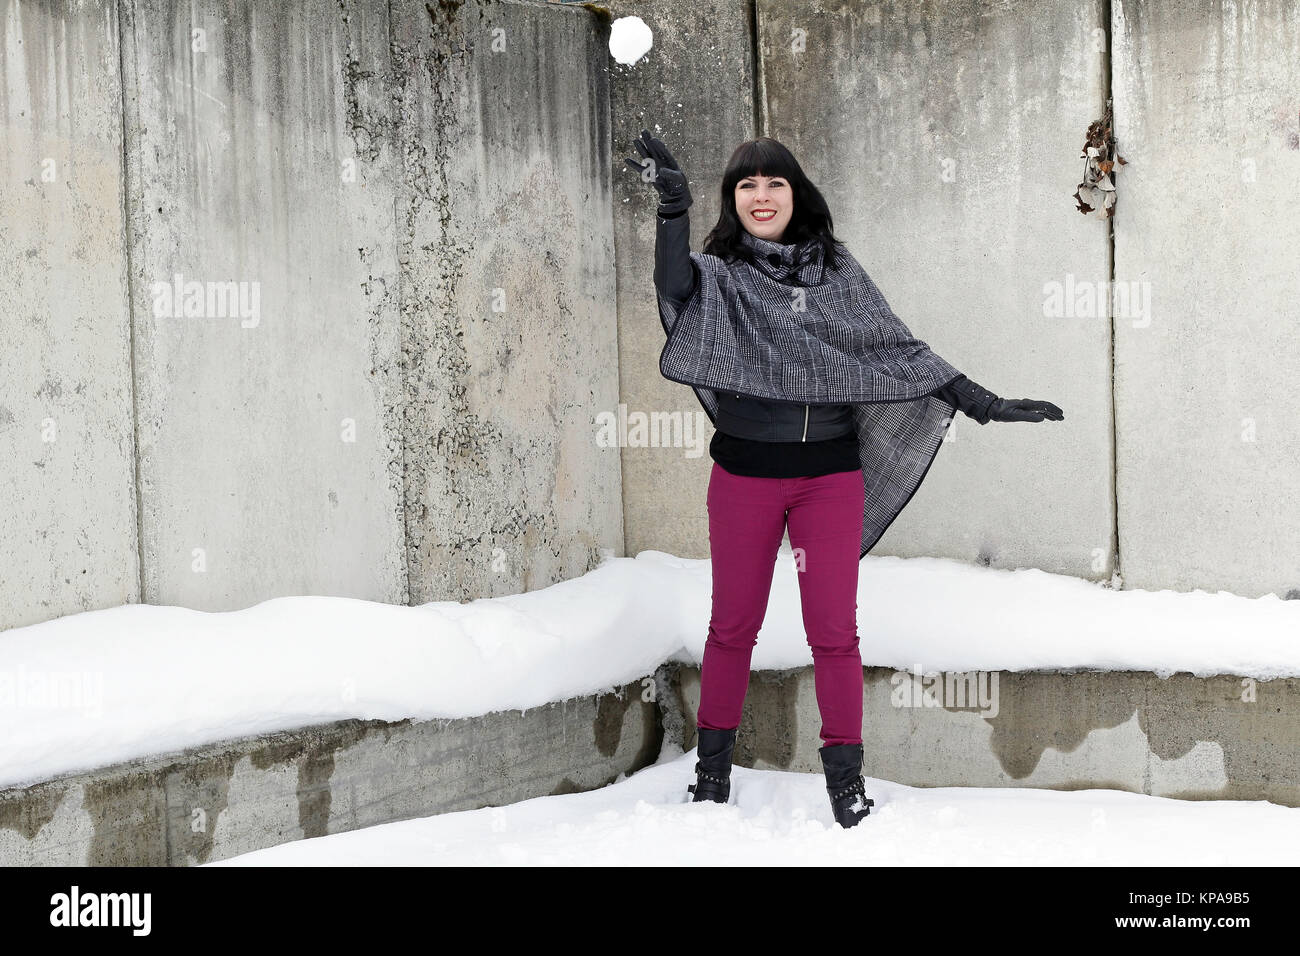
[{"x1": 654, "y1": 209, "x2": 994, "y2": 478}]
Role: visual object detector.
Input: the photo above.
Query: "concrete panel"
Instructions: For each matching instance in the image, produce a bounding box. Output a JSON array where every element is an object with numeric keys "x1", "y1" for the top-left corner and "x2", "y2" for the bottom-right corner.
[
  {"x1": 118, "y1": 0, "x2": 406, "y2": 609},
  {"x1": 0, "y1": 0, "x2": 139, "y2": 630},
  {"x1": 0, "y1": 678, "x2": 662, "y2": 865},
  {"x1": 391, "y1": 0, "x2": 621, "y2": 602},
  {"x1": 755, "y1": 0, "x2": 1114, "y2": 577},
  {"x1": 667, "y1": 663, "x2": 1300, "y2": 806},
  {"x1": 608, "y1": 0, "x2": 757, "y2": 561},
  {"x1": 1111, "y1": 0, "x2": 1300, "y2": 596}
]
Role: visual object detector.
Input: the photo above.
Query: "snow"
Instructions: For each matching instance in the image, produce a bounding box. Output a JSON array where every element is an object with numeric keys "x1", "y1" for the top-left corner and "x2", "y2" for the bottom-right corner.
[
  {"x1": 609, "y1": 16, "x2": 653, "y2": 65},
  {"x1": 3, "y1": 548, "x2": 1300, "y2": 790},
  {"x1": 207, "y1": 749, "x2": 1300, "y2": 866}
]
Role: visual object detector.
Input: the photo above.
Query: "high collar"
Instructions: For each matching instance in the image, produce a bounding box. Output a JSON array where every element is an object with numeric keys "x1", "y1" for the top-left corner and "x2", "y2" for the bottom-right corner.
[
  {"x1": 739, "y1": 228, "x2": 798, "y2": 260},
  {"x1": 738, "y1": 228, "x2": 824, "y2": 284}
]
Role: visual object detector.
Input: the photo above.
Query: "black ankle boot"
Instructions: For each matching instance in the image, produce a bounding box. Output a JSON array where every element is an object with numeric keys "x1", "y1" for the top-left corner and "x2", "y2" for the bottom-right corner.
[
  {"x1": 818, "y1": 743, "x2": 875, "y2": 828},
  {"x1": 686, "y1": 727, "x2": 737, "y2": 803}
]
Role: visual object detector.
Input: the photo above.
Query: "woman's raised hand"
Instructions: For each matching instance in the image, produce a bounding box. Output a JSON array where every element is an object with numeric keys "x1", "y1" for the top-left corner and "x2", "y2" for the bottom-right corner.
[{"x1": 625, "y1": 128, "x2": 692, "y2": 215}]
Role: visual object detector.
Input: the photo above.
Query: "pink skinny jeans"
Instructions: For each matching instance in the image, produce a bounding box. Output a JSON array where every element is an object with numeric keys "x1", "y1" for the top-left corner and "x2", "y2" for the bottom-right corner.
[{"x1": 698, "y1": 461, "x2": 865, "y2": 747}]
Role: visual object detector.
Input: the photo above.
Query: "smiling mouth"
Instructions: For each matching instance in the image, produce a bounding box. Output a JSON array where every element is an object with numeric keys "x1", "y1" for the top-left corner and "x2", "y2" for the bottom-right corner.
[{"x1": 751, "y1": 209, "x2": 777, "y2": 221}]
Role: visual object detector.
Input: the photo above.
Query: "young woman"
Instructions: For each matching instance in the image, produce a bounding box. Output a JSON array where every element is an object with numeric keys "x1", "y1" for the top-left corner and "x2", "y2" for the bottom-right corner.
[{"x1": 626, "y1": 130, "x2": 1063, "y2": 828}]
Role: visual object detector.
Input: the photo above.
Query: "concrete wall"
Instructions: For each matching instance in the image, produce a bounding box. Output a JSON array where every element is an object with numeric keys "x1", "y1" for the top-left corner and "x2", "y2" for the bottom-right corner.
[
  {"x1": 7, "y1": 0, "x2": 1300, "y2": 625},
  {"x1": 1111, "y1": 0, "x2": 1300, "y2": 597},
  {"x1": 611, "y1": 0, "x2": 1299, "y2": 599},
  {"x1": 120, "y1": 0, "x2": 407, "y2": 609},
  {"x1": 665, "y1": 663, "x2": 1300, "y2": 806},
  {"x1": 753, "y1": 0, "x2": 1113, "y2": 579},
  {"x1": 0, "y1": 0, "x2": 140, "y2": 630},
  {"x1": 392, "y1": 0, "x2": 621, "y2": 603},
  {"x1": 611, "y1": 0, "x2": 1116, "y2": 575},
  {"x1": 1, "y1": 0, "x2": 621, "y2": 630},
  {"x1": 609, "y1": 0, "x2": 757, "y2": 562}
]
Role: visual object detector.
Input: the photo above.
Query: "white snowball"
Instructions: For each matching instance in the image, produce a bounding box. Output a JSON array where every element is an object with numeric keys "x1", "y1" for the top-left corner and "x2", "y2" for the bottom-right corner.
[{"x1": 609, "y1": 16, "x2": 653, "y2": 65}]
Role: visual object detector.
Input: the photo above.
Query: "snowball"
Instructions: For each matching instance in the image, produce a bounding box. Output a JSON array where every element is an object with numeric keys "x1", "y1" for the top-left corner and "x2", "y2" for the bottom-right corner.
[{"x1": 609, "y1": 16, "x2": 653, "y2": 65}]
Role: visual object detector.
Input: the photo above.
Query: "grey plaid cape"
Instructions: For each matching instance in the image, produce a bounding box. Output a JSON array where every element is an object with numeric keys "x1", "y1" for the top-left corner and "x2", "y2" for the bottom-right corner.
[{"x1": 655, "y1": 228, "x2": 963, "y2": 559}]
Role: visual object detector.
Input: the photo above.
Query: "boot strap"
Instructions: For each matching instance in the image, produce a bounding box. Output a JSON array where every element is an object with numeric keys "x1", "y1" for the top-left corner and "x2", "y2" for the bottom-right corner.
[{"x1": 829, "y1": 776, "x2": 873, "y2": 806}]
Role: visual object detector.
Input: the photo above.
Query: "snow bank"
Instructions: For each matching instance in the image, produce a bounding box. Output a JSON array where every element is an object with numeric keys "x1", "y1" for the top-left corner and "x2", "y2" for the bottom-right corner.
[{"x1": 3, "y1": 548, "x2": 1299, "y2": 789}]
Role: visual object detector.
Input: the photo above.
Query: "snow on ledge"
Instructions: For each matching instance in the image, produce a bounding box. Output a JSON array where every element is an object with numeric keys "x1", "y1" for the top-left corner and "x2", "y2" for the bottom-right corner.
[{"x1": 1, "y1": 549, "x2": 1298, "y2": 789}]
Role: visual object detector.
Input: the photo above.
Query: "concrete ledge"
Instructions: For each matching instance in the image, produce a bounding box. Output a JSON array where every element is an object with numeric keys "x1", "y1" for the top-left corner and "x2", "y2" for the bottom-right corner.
[
  {"x1": 6, "y1": 662, "x2": 1289, "y2": 866},
  {"x1": 664, "y1": 664, "x2": 1300, "y2": 806},
  {"x1": 0, "y1": 679, "x2": 661, "y2": 866}
]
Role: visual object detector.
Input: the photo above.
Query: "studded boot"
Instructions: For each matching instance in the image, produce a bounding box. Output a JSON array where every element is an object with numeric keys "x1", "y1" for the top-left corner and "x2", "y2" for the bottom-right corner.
[
  {"x1": 686, "y1": 726, "x2": 737, "y2": 803},
  {"x1": 818, "y1": 743, "x2": 875, "y2": 828}
]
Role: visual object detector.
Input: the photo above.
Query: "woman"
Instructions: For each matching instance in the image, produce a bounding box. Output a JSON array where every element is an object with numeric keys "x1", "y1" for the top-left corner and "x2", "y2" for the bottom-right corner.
[{"x1": 626, "y1": 130, "x2": 1063, "y2": 828}]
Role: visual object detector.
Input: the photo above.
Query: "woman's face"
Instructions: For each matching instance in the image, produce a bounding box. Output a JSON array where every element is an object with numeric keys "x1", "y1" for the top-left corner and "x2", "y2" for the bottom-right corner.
[{"x1": 734, "y1": 174, "x2": 793, "y2": 242}]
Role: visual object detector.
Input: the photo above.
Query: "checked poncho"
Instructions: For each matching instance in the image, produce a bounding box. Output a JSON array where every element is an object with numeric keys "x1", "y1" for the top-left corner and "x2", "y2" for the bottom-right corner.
[{"x1": 656, "y1": 228, "x2": 964, "y2": 559}]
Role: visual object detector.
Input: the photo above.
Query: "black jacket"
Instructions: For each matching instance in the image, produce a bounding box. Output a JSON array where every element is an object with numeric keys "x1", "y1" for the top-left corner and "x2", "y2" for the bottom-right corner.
[{"x1": 654, "y1": 208, "x2": 998, "y2": 440}]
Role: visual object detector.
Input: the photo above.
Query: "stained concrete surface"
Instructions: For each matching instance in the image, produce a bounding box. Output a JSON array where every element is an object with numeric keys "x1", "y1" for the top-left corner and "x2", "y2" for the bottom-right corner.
[
  {"x1": 669, "y1": 663, "x2": 1300, "y2": 806},
  {"x1": 0, "y1": 677, "x2": 661, "y2": 865}
]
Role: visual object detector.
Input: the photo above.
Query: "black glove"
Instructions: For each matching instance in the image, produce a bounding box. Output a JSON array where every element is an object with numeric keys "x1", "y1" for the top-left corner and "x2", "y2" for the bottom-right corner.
[
  {"x1": 988, "y1": 397, "x2": 1064, "y2": 423},
  {"x1": 939, "y1": 376, "x2": 1064, "y2": 425},
  {"x1": 624, "y1": 128, "x2": 692, "y2": 216}
]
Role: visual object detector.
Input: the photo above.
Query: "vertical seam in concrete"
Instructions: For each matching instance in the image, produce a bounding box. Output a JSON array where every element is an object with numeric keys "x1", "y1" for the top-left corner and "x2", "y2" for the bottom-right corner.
[
  {"x1": 386, "y1": 0, "x2": 413, "y2": 607},
  {"x1": 749, "y1": 0, "x2": 764, "y2": 136},
  {"x1": 1140, "y1": 672, "x2": 1151, "y2": 795},
  {"x1": 162, "y1": 775, "x2": 171, "y2": 865},
  {"x1": 1103, "y1": 0, "x2": 1121, "y2": 584},
  {"x1": 115, "y1": 0, "x2": 147, "y2": 605},
  {"x1": 597, "y1": 17, "x2": 627, "y2": 563}
]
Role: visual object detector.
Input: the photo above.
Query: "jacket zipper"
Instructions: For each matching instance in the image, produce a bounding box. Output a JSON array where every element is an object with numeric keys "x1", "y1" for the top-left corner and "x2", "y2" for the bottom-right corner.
[{"x1": 725, "y1": 393, "x2": 815, "y2": 442}]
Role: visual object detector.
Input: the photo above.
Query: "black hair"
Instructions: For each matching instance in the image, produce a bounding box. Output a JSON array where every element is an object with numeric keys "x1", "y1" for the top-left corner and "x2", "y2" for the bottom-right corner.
[{"x1": 701, "y1": 137, "x2": 842, "y2": 271}]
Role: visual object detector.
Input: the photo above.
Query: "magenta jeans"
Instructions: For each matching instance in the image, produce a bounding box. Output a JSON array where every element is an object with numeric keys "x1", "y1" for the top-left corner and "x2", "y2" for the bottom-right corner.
[{"x1": 699, "y1": 461, "x2": 866, "y2": 747}]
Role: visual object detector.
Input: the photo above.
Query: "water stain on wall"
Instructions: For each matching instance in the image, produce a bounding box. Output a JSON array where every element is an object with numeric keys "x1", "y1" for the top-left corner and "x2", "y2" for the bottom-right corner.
[
  {"x1": 930, "y1": 669, "x2": 1299, "y2": 803},
  {"x1": 163, "y1": 749, "x2": 242, "y2": 866},
  {"x1": 593, "y1": 680, "x2": 662, "y2": 769},
  {"x1": 250, "y1": 719, "x2": 388, "y2": 841},
  {"x1": 84, "y1": 770, "x2": 166, "y2": 865},
  {"x1": 0, "y1": 780, "x2": 69, "y2": 841}
]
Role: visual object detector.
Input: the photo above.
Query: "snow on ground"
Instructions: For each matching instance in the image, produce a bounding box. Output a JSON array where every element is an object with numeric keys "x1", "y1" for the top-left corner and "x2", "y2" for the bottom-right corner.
[
  {"x1": 208, "y1": 748, "x2": 1300, "y2": 866},
  {"x1": 4, "y1": 548, "x2": 1300, "y2": 789}
]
